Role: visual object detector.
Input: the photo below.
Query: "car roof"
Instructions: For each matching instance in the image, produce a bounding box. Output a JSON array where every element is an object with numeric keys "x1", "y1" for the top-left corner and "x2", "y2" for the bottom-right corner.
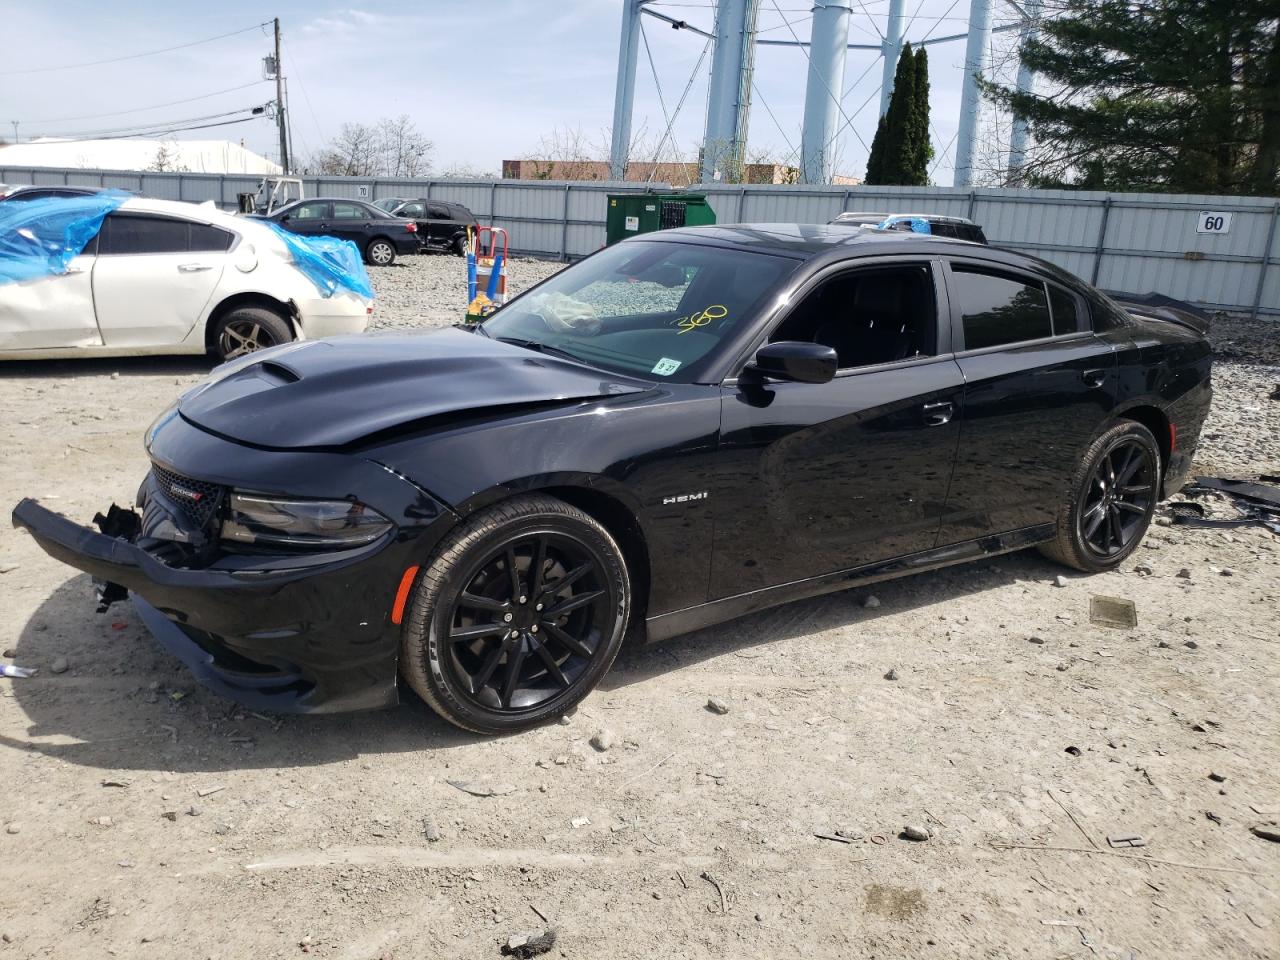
[
  {"x1": 831, "y1": 211, "x2": 978, "y2": 225},
  {"x1": 641, "y1": 222, "x2": 1058, "y2": 273},
  {"x1": 116, "y1": 197, "x2": 282, "y2": 239},
  {"x1": 640, "y1": 222, "x2": 973, "y2": 255}
]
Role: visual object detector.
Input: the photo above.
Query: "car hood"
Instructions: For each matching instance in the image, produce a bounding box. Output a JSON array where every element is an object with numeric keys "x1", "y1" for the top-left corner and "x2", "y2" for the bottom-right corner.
[{"x1": 178, "y1": 328, "x2": 649, "y2": 449}]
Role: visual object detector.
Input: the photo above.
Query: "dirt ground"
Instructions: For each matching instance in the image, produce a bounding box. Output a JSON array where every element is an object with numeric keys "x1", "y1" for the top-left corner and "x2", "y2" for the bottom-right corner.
[{"x1": 1, "y1": 286, "x2": 1278, "y2": 957}]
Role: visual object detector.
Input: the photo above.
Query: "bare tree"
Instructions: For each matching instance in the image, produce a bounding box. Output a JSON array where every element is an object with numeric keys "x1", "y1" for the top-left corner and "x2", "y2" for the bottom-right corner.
[
  {"x1": 148, "y1": 140, "x2": 188, "y2": 173},
  {"x1": 311, "y1": 117, "x2": 433, "y2": 177},
  {"x1": 438, "y1": 161, "x2": 498, "y2": 179},
  {"x1": 377, "y1": 115, "x2": 432, "y2": 178}
]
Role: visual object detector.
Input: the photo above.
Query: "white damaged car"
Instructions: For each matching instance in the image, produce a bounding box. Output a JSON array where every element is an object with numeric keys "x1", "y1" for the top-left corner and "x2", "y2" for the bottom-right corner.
[{"x1": 0, "y1": 197, "x2": 372, "y2": 361}]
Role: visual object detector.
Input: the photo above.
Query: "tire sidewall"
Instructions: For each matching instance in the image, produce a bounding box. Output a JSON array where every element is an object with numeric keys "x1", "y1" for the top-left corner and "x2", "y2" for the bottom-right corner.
[
  {"x1": 1068, "y1": 422, "x2": 1161, "y2": 571},
  {"x1": 413, "y1": 508, "x2": 629, "y2": 734},
  {"x1": 367, "y1": 240, "x2": 395, "y2": 265},
  {"x1": 212, "y1": 308, "x2": 291, "y2": 362}
]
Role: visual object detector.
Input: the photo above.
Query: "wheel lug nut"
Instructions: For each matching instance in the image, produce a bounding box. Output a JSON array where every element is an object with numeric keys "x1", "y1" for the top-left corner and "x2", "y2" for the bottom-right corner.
[
  {"x1": 530, "y1": 625, "x2": 538, "y2": 633},
  {"x1": 503, "y1": 613, "x2": 513, "y2": 622},
  {"x1": 509, "y1": 630, "x2": 519, "y2": 639},
  {"x1": 519, "y1": 595, "x2": 527, "y2": 604},
  {"x1": 535, "y1": 603, "x2": 543, "y2": 611}
]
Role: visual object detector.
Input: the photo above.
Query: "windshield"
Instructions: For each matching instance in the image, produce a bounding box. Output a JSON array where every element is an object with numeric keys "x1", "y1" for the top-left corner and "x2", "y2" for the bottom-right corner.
[{"x1": 480, "y1": 240, "x2": 796, "y2": 382}]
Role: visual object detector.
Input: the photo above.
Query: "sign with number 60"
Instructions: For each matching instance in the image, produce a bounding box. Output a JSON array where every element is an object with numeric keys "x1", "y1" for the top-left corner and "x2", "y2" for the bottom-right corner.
[{"x1": 1196, "y1": 211, "x2": 1232, "y2": 234}]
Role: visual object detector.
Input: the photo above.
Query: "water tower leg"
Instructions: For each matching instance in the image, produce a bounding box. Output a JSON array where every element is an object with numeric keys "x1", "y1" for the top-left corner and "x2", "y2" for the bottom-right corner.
[
  {"x1": 799, "y1": 0, "x2": 854, "y2": 184},
  {"x1": 878, "y1": 0, "x2": 906, "y2": 117},
  {"x1": 953, "y1": 0, "x2": 993, "y2": 187},
  {"x1": 609, "y1": 0, "x2": 644, "y2": 181},
  {"x1": 1006, "y1": 0, "x2": 1041, "y2": 183},
  {"x1": 701, "y1": 0, "x2": 760, "y2": 183}
]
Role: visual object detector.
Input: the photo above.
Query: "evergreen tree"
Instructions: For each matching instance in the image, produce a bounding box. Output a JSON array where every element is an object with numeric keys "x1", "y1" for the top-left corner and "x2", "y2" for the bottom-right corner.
[
  {"x1": 865, "y1": 44, "x2": 933, "y2": 185},
  {"x1": 983, "y1": 0, "x2": 1279, "y2": 195},
  {"x1": 908, "y1": 47, "x2": 934, "y2": 185},
  {"x1": 865, "y1": 116, "x2": 888, "y2": 183}
]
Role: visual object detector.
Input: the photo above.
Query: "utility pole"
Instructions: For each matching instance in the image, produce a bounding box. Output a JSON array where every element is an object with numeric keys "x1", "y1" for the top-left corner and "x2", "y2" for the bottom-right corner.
[{"x1": 273, "y1": 17, "x2": 290, "y2": 175}]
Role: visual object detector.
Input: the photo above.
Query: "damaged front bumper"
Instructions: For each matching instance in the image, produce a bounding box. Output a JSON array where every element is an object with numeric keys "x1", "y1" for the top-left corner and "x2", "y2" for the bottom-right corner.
[
  {"x1": 12, "y1": 498, "x2": 407, "y2": 713},
  {"x1": 10, "y1": 413, "x2": 455, "y2": 714}
]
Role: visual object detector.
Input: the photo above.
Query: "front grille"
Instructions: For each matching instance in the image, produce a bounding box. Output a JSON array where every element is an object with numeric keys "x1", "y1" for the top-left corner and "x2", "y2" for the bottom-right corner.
[{"x1": 151, "y1": 464, "x2": 224, "y2": 528}]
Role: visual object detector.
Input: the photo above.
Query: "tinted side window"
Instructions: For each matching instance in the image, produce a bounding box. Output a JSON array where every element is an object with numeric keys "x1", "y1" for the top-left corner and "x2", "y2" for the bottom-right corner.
[
  {"x1": 189, "y1": 222, "x2": 234, "y2": 252},
  {"x1": 930, "y1": 222, "x2": 958, "y2": 239},
  {"x1": 1048, "y1": 285, "x2": 1087, "y2": 334},
  {"x1": 290, "y1": 202, "x2": 329, "y2": 219},
  {"x1": 399, "y1": 202, "x2": 426, "y2": 217},
  {"x1": 427, "y1": 203, "x2": 451, "y2": 219},
  {"x1": 961, "y1": 226, "x2": 987, "y2": 244},
  {"x1": 952, "y1": 267, "x2": 1051, "y2": 350},
  {"x1": 771, "y1": 264, "x2": 937, "y2": 367},
  {"x1": 332, "y1": 202, "x2": 368, "y2": 219},
  {"x1": 99, "y1": 214, "x2": 190, "y2": 255}
]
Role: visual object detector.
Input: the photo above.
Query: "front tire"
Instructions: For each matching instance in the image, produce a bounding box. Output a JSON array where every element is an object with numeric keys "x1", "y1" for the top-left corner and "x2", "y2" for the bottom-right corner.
[
  {"x1": 1039, "y1": 420, "x2": 1161, "y2": 573},
  {"x1": 366, "y1": 238, "x2": 396, "y2": 266},
  {"x1": 401, "y1": 495, "x2": 630, "y2": 734},
  {"x1": 211, "y1": 306, "x2": 293, "y2": 362}
]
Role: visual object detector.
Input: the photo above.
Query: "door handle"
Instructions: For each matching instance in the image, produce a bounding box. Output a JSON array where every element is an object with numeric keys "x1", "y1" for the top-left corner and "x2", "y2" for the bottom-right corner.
[
  {"x1": 922, "y1": 400, "x2": 954, "y2": 426},
  {"x1": 1081, "y1": 368, "x2": 1107, "y2": 388},
  {"x1": 177, "y1": 263, "x2": 213, "y2": 273}
]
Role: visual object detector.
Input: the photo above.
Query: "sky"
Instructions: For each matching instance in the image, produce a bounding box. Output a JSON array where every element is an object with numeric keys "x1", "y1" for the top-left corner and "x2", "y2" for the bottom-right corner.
[{"x1": 0, "y1": 0, "x2": 1029, "y2": 185}]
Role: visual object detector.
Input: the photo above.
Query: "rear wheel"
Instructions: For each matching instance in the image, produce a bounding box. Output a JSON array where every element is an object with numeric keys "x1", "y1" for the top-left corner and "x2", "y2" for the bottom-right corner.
[
  {"x1": 400, "y1": 495, "x2": 630, "y2": 734},
  {"x1": 366, "y1": 238, "x2": 396, "y2": 266},
  {"x1": 1039, "y1": 420, "x2": 1161, "y2": 572},
  {"x1": 211, "y1": 306, "x2": 292, "y2": 362},
  {"x1": 452, "y1": 235, "x2": 466, "y2": 256}
]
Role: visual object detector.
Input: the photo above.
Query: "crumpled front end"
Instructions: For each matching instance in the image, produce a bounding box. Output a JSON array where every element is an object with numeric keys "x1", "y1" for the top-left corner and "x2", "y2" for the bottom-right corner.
[{"x1": 12, "y1": 411, "x2": 456, "y2": 713}]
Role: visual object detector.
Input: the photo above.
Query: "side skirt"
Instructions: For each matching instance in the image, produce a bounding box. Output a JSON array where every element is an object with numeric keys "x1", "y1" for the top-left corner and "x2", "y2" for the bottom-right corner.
[{"x1": 644, "y1": 523, "x2": 1056, "y2": 643}]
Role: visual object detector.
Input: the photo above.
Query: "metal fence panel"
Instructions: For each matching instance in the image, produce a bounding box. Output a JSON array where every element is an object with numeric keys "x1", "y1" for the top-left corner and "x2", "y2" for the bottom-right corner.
[{"x1": 1, "y1": 165, "x2": 1276, "y2": 316}]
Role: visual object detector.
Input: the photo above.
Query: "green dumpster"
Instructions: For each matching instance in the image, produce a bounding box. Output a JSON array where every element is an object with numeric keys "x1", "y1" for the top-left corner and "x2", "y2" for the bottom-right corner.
[{"x1": 605, "y1": 193, "x2": 716, "y2": 245}]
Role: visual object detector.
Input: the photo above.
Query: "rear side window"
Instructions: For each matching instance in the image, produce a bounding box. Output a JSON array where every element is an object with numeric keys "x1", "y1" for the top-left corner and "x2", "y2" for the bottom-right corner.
[
  {"x1": 189, "y1": 222, "x2": 234, "y2": 252},
  {"x1": 332, "y1": 202, "x2": 368, "y2": 219},
  {"x1": 427, "y1": 203, "x2": 451, "y2": 219},
  {"x1": 1048, "y1": 284, "x2": 1087, "y2": 334},
  {"x1": 952, "y1": 267, "x2": 1052, "y2": 350},
  {"x1": 398, "y1": 202, "x2": 426, "y2": 217},
  {"x1": 961, "y1": 225, "x2": 988, "y2": 244},
  {"x1": 99, "y1": 215, "x2": 191, "y2": 255}
]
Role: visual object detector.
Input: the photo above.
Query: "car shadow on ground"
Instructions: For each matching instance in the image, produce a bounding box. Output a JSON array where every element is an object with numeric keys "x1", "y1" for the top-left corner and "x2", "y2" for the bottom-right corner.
[
  {"x1": 3, "y1": 550, "x2": 1051, "y2": 775},
  {"x1": 0, "y1": 354, "x2": 215, "y2": 380}
]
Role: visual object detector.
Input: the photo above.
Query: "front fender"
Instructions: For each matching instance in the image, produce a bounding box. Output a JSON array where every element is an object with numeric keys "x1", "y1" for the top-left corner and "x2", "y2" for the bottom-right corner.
[{"x1": 365, "y1": 388, "x2": 722, "y2": 617}]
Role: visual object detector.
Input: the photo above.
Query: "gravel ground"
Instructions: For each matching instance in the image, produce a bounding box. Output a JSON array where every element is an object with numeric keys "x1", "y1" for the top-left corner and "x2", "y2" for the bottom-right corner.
[
  {"x1": 0, "y1": 255, "x2": 1276, "y2": 959},
  {"x1": 367, "y1": 252, "x2": 564, "y2": 331}
]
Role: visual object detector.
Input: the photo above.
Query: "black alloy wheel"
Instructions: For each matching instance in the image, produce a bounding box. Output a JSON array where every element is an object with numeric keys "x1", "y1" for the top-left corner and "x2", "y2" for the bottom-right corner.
[
  {"x1": 401, "y1": 495, "x2": 629, "y2": 734},
  {"x1": 1079, "y1": 437, "x2": 1156, "y2": 559},
  {"x1": 1040, "y1": 420, "x2": 1161, "y2": 572}
]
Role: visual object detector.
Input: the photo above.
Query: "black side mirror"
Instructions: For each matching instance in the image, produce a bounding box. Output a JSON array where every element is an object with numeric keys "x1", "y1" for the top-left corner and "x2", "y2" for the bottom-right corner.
[
  {"x1": 280, "y1": 214, "x2": 291, "y2": 223},
  {"x1": 747, "y1": 341, "x2": 838, "y2": 384}
]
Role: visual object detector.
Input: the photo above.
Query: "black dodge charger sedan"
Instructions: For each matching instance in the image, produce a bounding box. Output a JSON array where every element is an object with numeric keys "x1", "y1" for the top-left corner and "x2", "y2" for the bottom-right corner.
[{"x1": 13, "y1": 225, "x2": 1212, "y2": 733}]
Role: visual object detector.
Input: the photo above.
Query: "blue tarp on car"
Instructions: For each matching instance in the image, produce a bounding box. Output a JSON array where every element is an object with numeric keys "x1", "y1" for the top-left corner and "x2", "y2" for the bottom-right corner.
[
  {"x1": 0, "y1": 190, "x2": 129, "y2": 285},
  {"x1": 259, "y1": 221, "x2": 374, "y2": 300}
]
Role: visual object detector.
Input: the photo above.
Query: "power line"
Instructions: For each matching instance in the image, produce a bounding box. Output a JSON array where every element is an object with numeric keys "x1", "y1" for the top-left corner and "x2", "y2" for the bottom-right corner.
[
  {"x1": 0, "y1": 21, "x2": 272, "y2": 76},
  {"x1": 40, "y1": 106, "x2": 268, "y2": 141},
  {"x1": 17, "y1": 80, "x2": 269, "y2": 127},
  {"x1": 44, "y1": 115, "x2": 266, "y2": 144}
]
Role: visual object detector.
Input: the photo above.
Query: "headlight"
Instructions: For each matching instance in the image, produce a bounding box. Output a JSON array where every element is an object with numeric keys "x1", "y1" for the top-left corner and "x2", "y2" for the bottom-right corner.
[{"x1": 221, "y1": 492, "x2": 392, "y2": 549}]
